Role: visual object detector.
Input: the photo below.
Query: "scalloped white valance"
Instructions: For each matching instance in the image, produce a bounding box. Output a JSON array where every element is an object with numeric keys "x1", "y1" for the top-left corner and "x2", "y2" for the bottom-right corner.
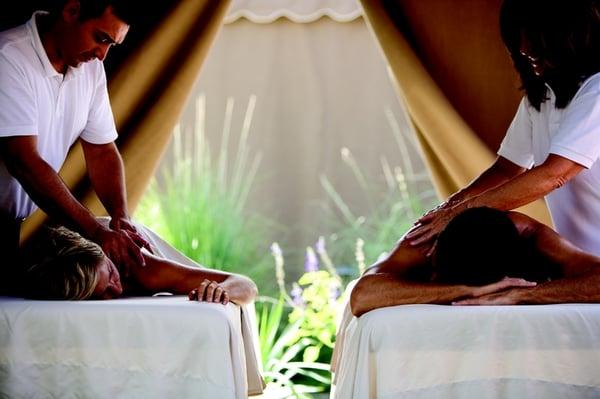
[{"x1": 224, "y1": 0, "x2": 362, "y2": 24}]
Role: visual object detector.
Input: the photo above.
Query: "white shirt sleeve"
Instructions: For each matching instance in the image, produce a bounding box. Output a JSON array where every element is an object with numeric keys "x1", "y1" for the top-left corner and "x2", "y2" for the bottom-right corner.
[
  {"x1": 80, "y1": 61, "x2": 118, "y2": 144},
  {"x1": 549, "y1": 86, "x2": 600, "y2": 169},
  {"x1": 497, "y1": 97, "x2": 535, "y2": 169},
  {"x1": 0, "y1": 52, "x2": 38, "y2": 137}
]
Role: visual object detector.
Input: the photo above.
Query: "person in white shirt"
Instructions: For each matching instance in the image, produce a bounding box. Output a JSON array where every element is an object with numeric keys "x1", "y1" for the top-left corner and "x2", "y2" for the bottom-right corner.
[
  {"x1": 0, "y1": 0, "x2": 150, "y2": 292},
  {"x1": 407, "y1": 0, "x2": 600, "y2": 257}
]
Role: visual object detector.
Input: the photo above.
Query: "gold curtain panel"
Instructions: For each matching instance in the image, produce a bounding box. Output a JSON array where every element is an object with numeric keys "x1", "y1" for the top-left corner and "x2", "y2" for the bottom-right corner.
[{"x1": 360, "y1": 0, "x2": 551, "y2": 225}]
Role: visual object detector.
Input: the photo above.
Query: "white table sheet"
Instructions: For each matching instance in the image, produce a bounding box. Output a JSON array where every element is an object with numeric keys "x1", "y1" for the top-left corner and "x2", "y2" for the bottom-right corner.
[
  {"x1": 0, "y1": 296, "x2": 264, "y2": 398},
  {"x1": 332, "y1": 302, "x2": 600, "y2": 398},
  {"x1": 0, "y1": 220, "x2": 263, "y2": 398}
]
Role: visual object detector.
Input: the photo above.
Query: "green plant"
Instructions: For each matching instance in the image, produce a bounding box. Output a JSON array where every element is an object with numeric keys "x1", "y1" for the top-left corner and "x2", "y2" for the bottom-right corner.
[
  {"x1": 319, "y1": 107, "x2": 437, "y2": 278},
  {"x1": 257, "y1": 296, "x2": 332, "y2": 399},
  {"x1": 257, "y1": 242, "x2": 345, "y2": 398},
  {"x1": 135, "y1": 95, "x2": 276, "y2": 290}
]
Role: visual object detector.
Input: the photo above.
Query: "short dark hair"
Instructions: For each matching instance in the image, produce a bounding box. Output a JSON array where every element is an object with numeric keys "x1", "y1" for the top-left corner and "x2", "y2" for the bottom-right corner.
[
  {"x1": 433, "y1": 207, "x2": 560, "y2": 286},
  {"x1": 500, "y1": 0, "x2": 600, "y2": 110},
  {"x1": 49, "y1": 0, "x2": 137, "y2": 25}
]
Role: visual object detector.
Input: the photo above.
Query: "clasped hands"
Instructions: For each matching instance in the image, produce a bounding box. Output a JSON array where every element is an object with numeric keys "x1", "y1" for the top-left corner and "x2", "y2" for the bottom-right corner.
[{"x1": 454, "y1": 277, "x2": 536, "y2": 306}]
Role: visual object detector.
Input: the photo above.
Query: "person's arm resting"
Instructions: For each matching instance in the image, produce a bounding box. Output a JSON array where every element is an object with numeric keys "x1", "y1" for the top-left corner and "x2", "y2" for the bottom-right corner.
[
  {"x1": 129, "y1": 252, "x2": 258, "y2": 305},
  {"x1": 510, "y1": 214, "x2": 600, "y2": 304},
  {"x1": 351, "y1": 239, "x2": 470, "y2": 316}
]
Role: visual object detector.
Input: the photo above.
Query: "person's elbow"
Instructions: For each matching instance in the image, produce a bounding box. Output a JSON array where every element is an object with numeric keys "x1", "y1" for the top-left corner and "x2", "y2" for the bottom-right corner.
[
  {"x1": 230, "y1": 275, "x2": 258, "y2": 305},
  {"x1": 350, "y1": 276, "x2": 372, "y2": 317}
]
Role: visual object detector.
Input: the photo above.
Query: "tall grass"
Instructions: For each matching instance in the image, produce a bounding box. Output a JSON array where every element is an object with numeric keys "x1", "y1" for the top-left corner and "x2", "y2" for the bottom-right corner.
[
  {"x1": 319, "y1": 106, "x2": 438, "y2": 277},
  {"x1": 135, "y1": 95, "x2": 275, "y2": 288}
]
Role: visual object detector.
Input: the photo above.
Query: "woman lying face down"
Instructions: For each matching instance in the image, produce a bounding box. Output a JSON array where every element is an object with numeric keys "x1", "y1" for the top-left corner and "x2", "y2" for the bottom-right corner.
[
  {"x1": 24, "y1": 227, "x2": 258, "y2": 303},
  {"x1": 351, "y1": 207, "x2": 600, "y2": 316}
]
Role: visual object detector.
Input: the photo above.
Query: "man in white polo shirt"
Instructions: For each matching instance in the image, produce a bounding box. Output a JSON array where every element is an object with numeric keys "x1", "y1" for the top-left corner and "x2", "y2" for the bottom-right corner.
[{"x1": 0, "y1": 0, "x2": 149, "y2": 291}]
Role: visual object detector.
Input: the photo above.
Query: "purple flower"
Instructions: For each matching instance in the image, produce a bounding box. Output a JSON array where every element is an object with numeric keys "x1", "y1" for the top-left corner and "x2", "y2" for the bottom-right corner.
[
  {"x1": 304, "y1": 247, "x2": 319, "y2": 272},
  {"x1": 290, "y1": 283, "x2": 304, "y2": 307}
]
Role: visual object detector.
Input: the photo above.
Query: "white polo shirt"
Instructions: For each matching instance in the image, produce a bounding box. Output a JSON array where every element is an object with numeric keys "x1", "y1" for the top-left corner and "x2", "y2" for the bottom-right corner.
[
  {"x1": 498, "y1": 72, "x2": 600, "y2": 256},
  {"x1": 0, "y1": 12, "x2": 118, "y2": 219}
]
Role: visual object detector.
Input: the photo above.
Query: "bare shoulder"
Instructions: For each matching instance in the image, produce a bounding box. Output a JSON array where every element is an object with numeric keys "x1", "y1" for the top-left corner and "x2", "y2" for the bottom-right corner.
[
  {"x1": 508, "y1": 211, "x2": 600, "y2": 276},
  {"x1": 367, "y1": 232, "x2": 431, "y2": 276},
  {"x1": 506, "y1": 211, "x2": 545, "y2": 238}
]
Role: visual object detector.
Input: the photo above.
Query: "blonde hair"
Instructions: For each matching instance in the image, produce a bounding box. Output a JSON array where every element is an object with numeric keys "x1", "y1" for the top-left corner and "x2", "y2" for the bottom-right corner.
[{"x1": 25, "y1": 227, "x2": 104, "y2": 300}]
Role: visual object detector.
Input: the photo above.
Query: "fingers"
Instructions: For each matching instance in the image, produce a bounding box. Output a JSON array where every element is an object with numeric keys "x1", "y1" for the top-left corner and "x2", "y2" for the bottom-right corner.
[
  {"x1": 425, "y1": 240, "x2": 438, "y2": 258},
  {"x1": 189, "y1": 280, "x2": 229, "y2": 305},
  {"x1": 119, "y1": 220, "x2": 138, "y2": 233},
  {"x1": 125, "y1": 235, "x2": 145, "y2": 268},
  {"x1": 405, "y1": 224, "x2": 427, "y2": 239},
  {"x1": 473, "y1": 277, "x2": 537, "y2": 298},
  {"x1": 452, "y1": 298, "x2": 482, "y2": 306},
  {"x1": 407, "y1": 228, "x2": 436, "y2": 246},
  {"x1": 499, "y1": 277, "x2": 537, "y2": 289},
  {"x1": 110, "y1": 217, "x2": 136, "y2": 233},
  {"x1": 222, "y1": 291, "x2": 229, "y2": 305},
  {"x1": 417, "y1": 212, "x2": 436, "y2": 224},
  {"x1": 125, "y1": 230, "x2": 154, "y2": 254}
]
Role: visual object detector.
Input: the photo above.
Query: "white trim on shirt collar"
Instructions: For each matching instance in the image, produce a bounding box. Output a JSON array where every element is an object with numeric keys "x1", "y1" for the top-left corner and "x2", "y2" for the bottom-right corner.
[{"x1": 27, "y1": 11, "x2": 85, "y2": 80}]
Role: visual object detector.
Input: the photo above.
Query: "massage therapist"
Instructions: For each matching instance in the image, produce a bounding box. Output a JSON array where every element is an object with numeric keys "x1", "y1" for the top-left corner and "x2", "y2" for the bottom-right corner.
[{"x1": 407, "y1": 0, "x2": 600, "y2": 256}]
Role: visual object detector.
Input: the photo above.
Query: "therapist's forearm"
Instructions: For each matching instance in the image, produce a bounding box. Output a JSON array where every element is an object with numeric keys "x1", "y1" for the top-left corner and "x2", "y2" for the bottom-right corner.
[
  {"x1": 461, "y1": 155, "x2": 583, "y2": 212},
  {"x1": 3, "y1": 148, "x2": 101, "y2": 237},
  {"x1": 82, "y1": 141, "x2": 129, "y2": 219},
  {"x1": 445, "y1": 157, "x2": 525, "y2": 206}
]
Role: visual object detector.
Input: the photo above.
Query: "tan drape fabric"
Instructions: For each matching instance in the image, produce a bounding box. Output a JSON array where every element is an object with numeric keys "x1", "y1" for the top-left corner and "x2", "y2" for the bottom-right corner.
[
  {"x1": 21, "y1": 0, "x2": 231, "y2": 241},
  {"x1": 360, "y1": 0, "x2": 552, "y2": 225}
]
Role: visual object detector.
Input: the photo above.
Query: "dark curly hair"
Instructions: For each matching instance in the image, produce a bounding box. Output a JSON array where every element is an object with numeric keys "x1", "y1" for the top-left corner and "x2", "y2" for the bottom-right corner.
[
  {"x1": 433, "y1": 207, "x2": 561, "y2": 286},
  {"x1": 500, "y1": 0, "x2": 600, "y2": 110},
  {"x1": 47, "y1": 0, "x2": 139, "y2": 25}
]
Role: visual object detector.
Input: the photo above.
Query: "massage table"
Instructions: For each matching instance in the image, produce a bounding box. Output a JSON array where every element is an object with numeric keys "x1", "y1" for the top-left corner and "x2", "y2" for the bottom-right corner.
[
  {"x1": 0, "y1": 222, "x2": 264, "y2": 398},
  {"x1": 0, "y1": 296, "x2": 263, "y2": 398},
  {"x1": 331, "y1": 298, "x2": 600, "y2": 398}
]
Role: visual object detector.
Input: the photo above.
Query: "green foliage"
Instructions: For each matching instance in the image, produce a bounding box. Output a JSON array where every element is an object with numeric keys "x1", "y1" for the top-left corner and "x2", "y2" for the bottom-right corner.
[
  {"x1": 134, "y1": 95, "x2": 276, "y2": 290},
  {"x1": 258, "y1": 241, "x2": 345, "y2": 398},
  {"x1": 289, "y1": 271, "x2": 341, "y2": 356},
  {"x1": 319, "y1": 108, "x2": 437, "y2": 278},
  {"x1": 257, "y1": 296, "x2": 332, "y2": 398},
  {"x1": 254, "y1": 108, "x2": 438, "y2": 397}
]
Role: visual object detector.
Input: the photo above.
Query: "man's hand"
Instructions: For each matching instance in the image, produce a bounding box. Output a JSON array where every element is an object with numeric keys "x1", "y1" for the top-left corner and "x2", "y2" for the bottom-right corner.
[
  {"x1": 109, "y1": 215, "x2": 137, "y2": 232},
  {"x1": 188, "y1": 279, "x2": 230, "y2": 305},
  {"x1": 94, "y1": 226, "x2": 146, "y2": 277},
  {"x1": 453, "y1": 277, "x2": 537, "y2": 305},
  {"x1": 109, "y1": 216, "x2": 154, "y2": 253}
]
